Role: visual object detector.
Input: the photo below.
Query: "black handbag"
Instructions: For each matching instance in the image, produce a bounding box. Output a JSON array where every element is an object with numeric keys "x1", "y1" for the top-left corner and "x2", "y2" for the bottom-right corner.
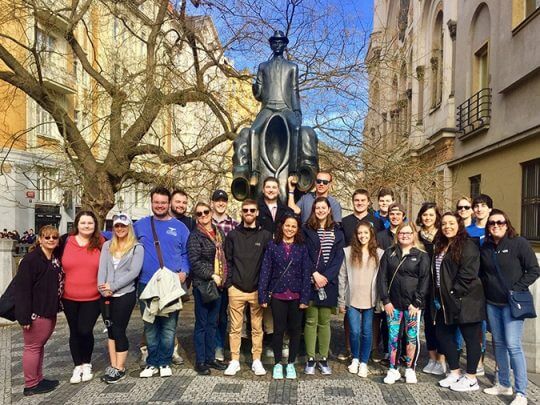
[
  {"x1": 197, "y1": 280, "x2": 220, "y2": 304},
  {"x1": 0, "y1": 277, "x2": 16, "y2": 321},
  {"x1": 492, "y1": 251, "x2": 536, "y2": 320}
]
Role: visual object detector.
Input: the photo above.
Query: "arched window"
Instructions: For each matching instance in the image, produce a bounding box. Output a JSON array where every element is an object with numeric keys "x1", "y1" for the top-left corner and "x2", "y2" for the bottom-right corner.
[{"x1": 430, "y1": 10, "x2": 443, "y2": 109}]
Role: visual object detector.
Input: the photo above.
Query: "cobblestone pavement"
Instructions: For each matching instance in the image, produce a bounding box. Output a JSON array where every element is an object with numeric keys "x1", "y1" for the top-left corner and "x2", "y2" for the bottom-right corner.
[{"x1": 2, "y1": 301, "x2": 540, "y2": 404}]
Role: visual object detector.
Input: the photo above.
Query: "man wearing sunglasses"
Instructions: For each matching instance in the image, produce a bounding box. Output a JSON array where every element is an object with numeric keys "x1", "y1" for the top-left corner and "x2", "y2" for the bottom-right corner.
[
  {"x1": 210, "y1": 189, "x2": 239, "y2": 362},
  {"x1": 134, "y1": 186, "x2": 190, "y2": 378},
  {"x1": 287, "y1": 171, "x2": 342, "y2": 224},
  {"x1": 224, "y1": 200, "x2": 272, "y2": 376}
]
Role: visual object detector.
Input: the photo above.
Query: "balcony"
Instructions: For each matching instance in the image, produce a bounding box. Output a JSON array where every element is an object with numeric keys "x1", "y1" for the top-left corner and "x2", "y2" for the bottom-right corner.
[
  {"x1": 40, "y1": 61, "x2": 76, "y2": 94},
  {"x1": 456, "y1": 88, "x2": 492, "y2": 139}
]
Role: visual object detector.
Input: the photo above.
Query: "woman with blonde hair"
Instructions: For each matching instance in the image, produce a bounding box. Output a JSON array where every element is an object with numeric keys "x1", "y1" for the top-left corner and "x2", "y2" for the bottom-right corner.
[
  {"x1": 377, "y1": 222, "x2": 430, "y2": 384},
  {"x1": 98, "y1": 213, "x2": 143, "y2": 383},
  {"x1": 456, "y1": 196, "x2": 474, "y2": 227}
]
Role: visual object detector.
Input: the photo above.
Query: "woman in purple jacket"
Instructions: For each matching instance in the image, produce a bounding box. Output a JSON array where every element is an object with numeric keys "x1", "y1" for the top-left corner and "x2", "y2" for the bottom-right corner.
[{"x1": 259, "y1": 215, "x2": 311, "y2": 380}]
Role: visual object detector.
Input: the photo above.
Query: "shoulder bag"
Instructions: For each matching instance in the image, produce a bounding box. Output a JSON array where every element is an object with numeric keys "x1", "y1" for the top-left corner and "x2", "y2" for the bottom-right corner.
[{"x1": 492, "y1": 250, "x2": 536, "y2": 320}]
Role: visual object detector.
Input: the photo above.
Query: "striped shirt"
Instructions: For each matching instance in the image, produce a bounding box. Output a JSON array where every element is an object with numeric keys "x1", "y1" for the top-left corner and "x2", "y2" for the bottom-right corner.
[
  {"x1": 317, "y1": 228, "x2": 335, "y2": 264},
  {"x1": 435, "y1": 252, "x2": 444, "y2": 288}
]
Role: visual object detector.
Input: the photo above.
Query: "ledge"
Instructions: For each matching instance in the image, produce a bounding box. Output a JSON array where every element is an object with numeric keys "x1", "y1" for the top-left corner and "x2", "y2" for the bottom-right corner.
[{"x1": 457, "y1": 124, "x2": 489, "y2": 141}]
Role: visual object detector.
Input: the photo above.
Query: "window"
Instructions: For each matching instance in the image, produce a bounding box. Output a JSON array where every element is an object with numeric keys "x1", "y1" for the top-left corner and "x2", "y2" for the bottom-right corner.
[
  {"x1": 36, "y1": 28, "x2": 56, "y2": 65},
  {"x1": 469, "y1": 175, "x2": 481, "y2": 199},
  {"x1": 473, "y1": 44, "x2": 489, "y2": 94},
  {"x1": 431, "y1": 11, "x2": 444, "y2": 109},
  {"x1": 35, "y1": 103, "x2": 56, "y2": 138},
  {"x1": 512, "y1": 0, "x2": 540, "y2": 28},
  {"x1": 526, "y1": 0, "x2": 540, "y2": 17},
  {"x1": 37, "y1": 169, "x2": 57, "y2": 202},
  {"x1": 135, "y1": 183, "x2": 148, "y2": 208},
  {"x1": 521, "y1": 159, "x2": 540, "y2": 241}
]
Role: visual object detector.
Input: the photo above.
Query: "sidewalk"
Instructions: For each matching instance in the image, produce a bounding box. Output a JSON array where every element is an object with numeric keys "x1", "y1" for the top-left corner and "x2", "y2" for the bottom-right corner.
[{"x1": 2, "y1": 301, "x2": 539, "y2": 404}]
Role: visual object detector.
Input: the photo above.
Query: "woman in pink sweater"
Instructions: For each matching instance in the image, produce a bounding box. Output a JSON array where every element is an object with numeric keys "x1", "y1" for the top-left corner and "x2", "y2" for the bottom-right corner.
[{"x1": 60, "y1": 210, "x2": 104, "y2": 384}]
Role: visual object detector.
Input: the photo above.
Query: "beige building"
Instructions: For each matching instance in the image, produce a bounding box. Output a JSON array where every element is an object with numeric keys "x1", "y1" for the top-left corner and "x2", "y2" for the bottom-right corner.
[{"x1": 0, "y1": 1, "x2": 255, "y2": 232}]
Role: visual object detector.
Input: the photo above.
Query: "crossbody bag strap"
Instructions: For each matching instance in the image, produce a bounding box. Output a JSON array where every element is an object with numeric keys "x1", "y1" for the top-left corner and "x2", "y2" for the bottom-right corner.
[
  {"x1": 269, "y1": 257, "x2": 294, "y2": 296},
  {"x1": 150, "y1": 216, "x2": 165, "y2": 269},
  {"x1": 387, "y1": 255, "x2": 407, "y2": 294}
]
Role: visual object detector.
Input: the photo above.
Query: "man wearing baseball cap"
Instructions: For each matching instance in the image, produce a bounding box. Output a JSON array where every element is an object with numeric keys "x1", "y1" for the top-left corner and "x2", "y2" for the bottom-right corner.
[
  {"x1": 211, "y1": 189, "x2": 239, "y2": 362},
  {"x1": 376, "y1": 203, "x2": 407, "y2": 250}
]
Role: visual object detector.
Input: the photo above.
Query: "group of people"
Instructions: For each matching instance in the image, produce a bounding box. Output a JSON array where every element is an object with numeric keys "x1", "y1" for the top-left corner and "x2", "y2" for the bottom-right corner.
[{"x1": 11, "y1": 172, "x2": 540, "y2": 405}]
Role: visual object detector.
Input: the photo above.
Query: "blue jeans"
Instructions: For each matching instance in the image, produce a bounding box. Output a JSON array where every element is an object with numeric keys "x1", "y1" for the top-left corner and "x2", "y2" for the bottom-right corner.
[
  {"x1": 138, "y1": 283, "x2": 179, "y2": 367},
  {"x1": 215, "y1": 290, "x2": 228, "y2": 350},
  {"x1": 194, "y1": 287, "x2": 222, "y2": 364},
  {"x1": 347, "y1": 306, "x2": 373, "y2": 363},
  {"x1": 487, "y1": 303, "x2": 527, "y2": 396}
]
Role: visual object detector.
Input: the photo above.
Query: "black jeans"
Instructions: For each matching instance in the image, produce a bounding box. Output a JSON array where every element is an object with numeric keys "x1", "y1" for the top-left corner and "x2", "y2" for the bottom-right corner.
[
  {"x1": 62, "y1": 298, "x2": 101, "y2": 365},
  {"x1": 271, "y1": 298, "x2": 303, "y2": 364},
  {"x1": 435, "y1": 311, "x2": 482, "y2": 374},
  {"x1": 423, "y1": 299, "x2": 438, "y2": 352},
  {"x1": 100, "y1": 291, "x2": 136, "y2": 352}
]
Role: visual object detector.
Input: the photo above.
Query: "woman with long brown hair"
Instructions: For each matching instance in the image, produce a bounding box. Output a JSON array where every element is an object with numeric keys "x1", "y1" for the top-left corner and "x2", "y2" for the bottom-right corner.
[
  {"x1": 339, "y1": 221, "x2": 383, "y2": 377},
  {"x1": 433, "y1": 212, "x2": 485, "y2": 392},
  {"x1": 60, "y1": 210, "x2": 104, "y2": 384},
  {"x1": 15, "y1": 225, "x2": 64, "y2": 396}
]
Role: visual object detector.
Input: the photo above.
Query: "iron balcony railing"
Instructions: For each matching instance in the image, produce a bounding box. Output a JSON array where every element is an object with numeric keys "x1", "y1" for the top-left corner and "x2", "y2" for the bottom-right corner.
[{"x1": 456, "y1": 88, "x2": 492, "y2": 136}]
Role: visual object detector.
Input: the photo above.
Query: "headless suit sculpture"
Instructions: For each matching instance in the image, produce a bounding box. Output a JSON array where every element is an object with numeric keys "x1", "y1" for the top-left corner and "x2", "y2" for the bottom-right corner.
[{"x1": 231, "y1": 31, "x2": 319, "y2": 203}]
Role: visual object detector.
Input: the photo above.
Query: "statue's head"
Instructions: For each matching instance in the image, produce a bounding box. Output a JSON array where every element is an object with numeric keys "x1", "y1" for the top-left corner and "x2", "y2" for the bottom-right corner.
[{"x1": 269, "y1": 30, "x2": 288, "y2": 55}]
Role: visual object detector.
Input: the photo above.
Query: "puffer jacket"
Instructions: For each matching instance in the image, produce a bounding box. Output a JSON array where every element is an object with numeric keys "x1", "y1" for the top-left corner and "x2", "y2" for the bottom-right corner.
[
  {"x1": 377, "y1": 245, "x2": 430, "y2": 310},
  {"x1": 187, "y1": 225, "x2": 224, "y2": 288}
]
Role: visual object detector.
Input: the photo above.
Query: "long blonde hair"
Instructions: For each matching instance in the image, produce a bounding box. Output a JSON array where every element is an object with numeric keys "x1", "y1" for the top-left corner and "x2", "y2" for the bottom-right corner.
[{"x1": 109, "y1": 223, "x2": 137, "y2": 257}]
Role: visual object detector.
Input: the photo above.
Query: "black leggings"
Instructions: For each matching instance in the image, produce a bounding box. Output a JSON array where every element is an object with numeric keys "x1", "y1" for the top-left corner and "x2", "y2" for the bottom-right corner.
[
  {"x1": 423, "y1": 300, "x2": 438, "y2": 352},
  {"x1": 62, "y1": 298, "x2": 101, "y2": 365},
  {"x1": 435, "y1": 311, "x2": 482, "y2": 374},
  {"x1": 100, "y1": 291, "x2": 136, "y2": 352},
  {"x1": 271, "y1": 298, "x2": 303, "y2": 364}
]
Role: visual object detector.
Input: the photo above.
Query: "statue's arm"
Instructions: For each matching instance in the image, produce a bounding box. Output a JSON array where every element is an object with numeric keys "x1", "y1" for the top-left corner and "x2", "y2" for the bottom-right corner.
[{"x1": 252, "y1": 64, "x2": 264, "y2": 101}]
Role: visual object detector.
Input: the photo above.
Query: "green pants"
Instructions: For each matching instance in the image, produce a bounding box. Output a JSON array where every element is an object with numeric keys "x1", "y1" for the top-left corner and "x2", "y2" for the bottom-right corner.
[{"x1": 304, "y1": 304, "x2": 332, "y2": 358}]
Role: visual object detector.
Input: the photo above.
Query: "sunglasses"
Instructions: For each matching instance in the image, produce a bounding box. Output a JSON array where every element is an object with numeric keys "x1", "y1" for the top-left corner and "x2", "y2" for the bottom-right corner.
[
  {"x1": 242, "y1": 208, "x2": 257, "y2": 213},
  {"x1": 487, "y1": 220, "x2": 507, "y2": 227},
  {"x1": 114, "y1": 223, "x2": 127, "y2": 228},
  {"x1": 43, "y1": 235, "x2": 59, "y2": 240},
  {"x1": 112, "y1": 214, "x2": 129, "y2": 222},
  {"x1": 457, "y1": 205, "x2": 471, "y2": 210},
  {"x1": 196, "y1": 209, "x2": 210, "y2": 217},
  {"x1": 316, "y1": 179, "x2": 330, "y2": 185}
]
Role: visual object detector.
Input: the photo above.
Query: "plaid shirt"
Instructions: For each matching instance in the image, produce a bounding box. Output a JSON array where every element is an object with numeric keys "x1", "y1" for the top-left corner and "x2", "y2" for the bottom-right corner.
[{"x1": 212, "y1": 215, "x2": 239, "y2": 236}]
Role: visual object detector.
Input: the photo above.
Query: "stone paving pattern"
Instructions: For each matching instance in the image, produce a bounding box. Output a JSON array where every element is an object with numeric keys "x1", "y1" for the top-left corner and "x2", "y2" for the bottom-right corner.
[{"x1": 2, "y1": 300, "x2": 540, "y2": 404}]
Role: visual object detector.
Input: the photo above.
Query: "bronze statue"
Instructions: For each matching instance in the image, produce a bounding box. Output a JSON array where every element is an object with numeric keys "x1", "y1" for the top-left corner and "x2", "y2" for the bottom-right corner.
[{"x1": 232, "y1": 30, "x2": 319, "y2": 202}]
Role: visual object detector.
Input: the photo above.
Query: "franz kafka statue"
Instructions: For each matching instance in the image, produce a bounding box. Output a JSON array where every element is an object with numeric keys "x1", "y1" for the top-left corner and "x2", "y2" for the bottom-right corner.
[{"x1": 231, "y1": 30, "x2": 319, "y2": 203}]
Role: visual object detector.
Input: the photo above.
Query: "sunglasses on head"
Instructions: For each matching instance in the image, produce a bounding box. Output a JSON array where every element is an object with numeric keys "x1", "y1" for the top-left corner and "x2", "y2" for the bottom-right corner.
[
  {"x1": 112, "y1": 214, "x2": 129, "y2": 222},
  {"x1": 196, "y1": 209, "x2": 210, "y2": 217},
  {"x1": 242, "y1": 208, "x2": 257, "y2": 213},
  {"x1": 316, "y1": 179, "x2": 330, "y2": 185},
  {"x1": 43, "y1": 235, "x2": 59, "y2": 240},
  {"x1": 487, "y1": 220, "x2": 507, "y2": 227},
  {"x1": 457, "y1": 205, "x2": 471, "y2": 210}
]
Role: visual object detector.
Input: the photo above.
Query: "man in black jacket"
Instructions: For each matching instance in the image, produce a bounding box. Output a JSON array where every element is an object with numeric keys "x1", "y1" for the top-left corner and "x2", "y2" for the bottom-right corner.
[
  {"x1": 224, "y1": 199, "x2": 272, "y2": 376},
  {"x1": 342, "y1": 188, "x2": 385, "y2": 246},
  {"x1": 171, "y1": 189, "x2": 196, "y2": 231},
  {"x1": 257, "y1": 177, "x2": 293, "y2": 235}
]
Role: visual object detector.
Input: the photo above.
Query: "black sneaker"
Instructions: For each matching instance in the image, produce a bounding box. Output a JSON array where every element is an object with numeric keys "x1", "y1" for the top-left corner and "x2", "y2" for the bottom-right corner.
[
  {"x1": 101, "y1": 366, "x2": 116, "y2": 382},
  {"x1": 206, "y1": 360, "x2": 227, "y2": 371},
  {"x1": 106, "y1": 368, "x2": 126, "y2": 384},
  {"x1": 337, "y1": 350, "x2": 351, "y2": 362},
  {"x1": 23, "y1": 379, "x2": 58, "y2": 396},
  {"x1": 195, "y1": 363, "x2": 211, "y2": 375}
]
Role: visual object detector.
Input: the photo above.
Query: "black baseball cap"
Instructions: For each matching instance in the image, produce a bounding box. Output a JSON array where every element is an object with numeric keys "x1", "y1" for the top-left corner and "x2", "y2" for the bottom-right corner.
[{"x1": 211, "y1": 189, "x2": 228, "y2": 201}]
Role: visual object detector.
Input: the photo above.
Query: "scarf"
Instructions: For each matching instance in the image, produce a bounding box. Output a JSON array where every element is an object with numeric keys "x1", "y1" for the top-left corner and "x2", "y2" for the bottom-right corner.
[{"x1": 197, "y1": 224, "x2": 228, "y2": 288}]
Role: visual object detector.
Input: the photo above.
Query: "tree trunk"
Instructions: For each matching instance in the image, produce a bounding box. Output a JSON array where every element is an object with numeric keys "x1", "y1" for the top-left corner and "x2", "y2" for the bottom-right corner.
[{"x1": 80, "y1": 169, "x2": 116, "y2": 229}]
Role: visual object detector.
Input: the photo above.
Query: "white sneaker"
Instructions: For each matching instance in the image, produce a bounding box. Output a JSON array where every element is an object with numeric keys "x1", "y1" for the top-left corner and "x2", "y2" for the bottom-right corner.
[
  {"x1": 510, "y1": 393, "x2": 528, "y2": 405},
  {"x1": 422, "y1": 359, "x2": 436, "y2": 374},
  {"x1": 439, "y1": 373, "x2": 462, "y2": 388},
  {"x1": 348, "y1": 359, "x2": 359, "y2": 374},
  {"x1": 224, "y1": 360, "x2": 241, "y2": 376},
  {"x1": 215, "y1": 347, "x2": 225, "y2": 362},
  {"x1": 431, "y1": 361, "x2": 446, "y2": 375},
  {"x1": 358, "y1": 362, "x2": 368, "y2": 378},
  {"x1": 484, "y1": 384, "x2": 513, "y2": 396},
  {"x1": 81, "y1": 363, "x2": 93, "y2": 382},
  {"x1": 160, "y1": 365, "x2": 172, "y2": 377},
  {"x1": 383, "y1": 368, "x2": 401, "y2": 384},
  {"x1": 139, "y1": 366, "x2": 159, "y2": 378},
  {"x1": 405, "y1": 368, "x2": 417, "y2": 384},
  {"x1": 172, "y1": 344, "x2": 184, "y2": 365},
  {"x1": 252, "y1": 359, "x2": 267, "y2": 376},
  {"x1": 70, "y1": 365, "x2": 82, "y2": 384},
  {"x1": 450, "y1": 375, "x2": 479, "y2": 392}
]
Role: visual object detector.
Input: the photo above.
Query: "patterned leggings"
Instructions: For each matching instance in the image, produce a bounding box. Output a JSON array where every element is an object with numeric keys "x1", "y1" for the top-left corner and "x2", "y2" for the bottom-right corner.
[{"x1": 387, "y1": 308, "x2": 421, "y2": 369}]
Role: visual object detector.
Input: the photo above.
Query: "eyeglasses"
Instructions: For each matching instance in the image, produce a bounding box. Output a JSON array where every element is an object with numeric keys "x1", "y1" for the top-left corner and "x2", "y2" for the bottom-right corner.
[
  {"x1": 457, "y1": 205, "x2": 471, "y2": 210},
  {"x1": 397, "y1": 232, "x2": 414, "y2": 236},
  {"x1": 112, "y1": 214, "x2": 129, "y2": 222},
  {"x1": 316, "y1": 179, "x2": 330, "y2": 185},
  {"x1": 196, "y1": 209, "x2": 210, "y2": 217},
  {"x1": 242, "y1": 208, "x2": 257, "y2": 214},
  {"x1": 487, "y1": 220, "x2": 507, "y2": 227},
  {"x1": 43, "y1": 235, "x2": 59, "y2": 240}
]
